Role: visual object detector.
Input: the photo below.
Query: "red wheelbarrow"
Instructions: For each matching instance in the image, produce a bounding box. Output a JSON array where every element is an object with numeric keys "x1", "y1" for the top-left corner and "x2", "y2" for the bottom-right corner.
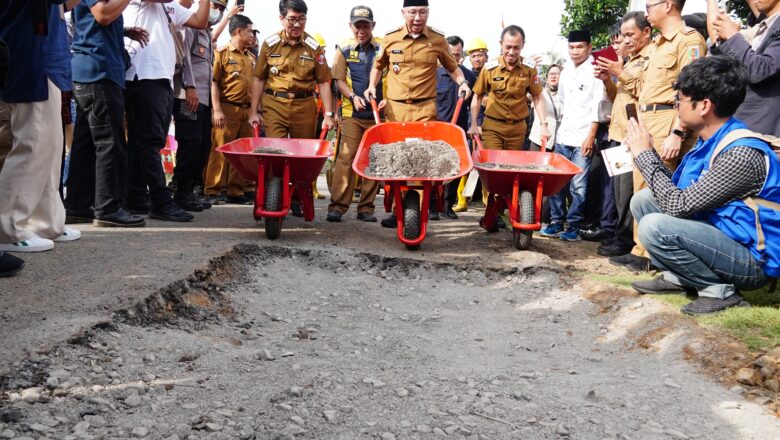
[
  {"x1": 216, "y1": 124, "x2": 332, "y2": 240},
  {"x1": 472, "y1": 135, "x2": 582, "y2": 250},
  {"x1": 352, "y1": 96, "x2": 473, "y2": 250}
]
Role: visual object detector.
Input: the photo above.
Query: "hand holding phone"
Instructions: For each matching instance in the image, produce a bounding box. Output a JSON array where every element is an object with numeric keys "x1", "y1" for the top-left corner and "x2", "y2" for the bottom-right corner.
[
  {"x1": 236, "y1": 0, "x2": 245, "y2": 11},
  {"x1": 625, "y1": 103, "x2": 638, "y2": 122}
]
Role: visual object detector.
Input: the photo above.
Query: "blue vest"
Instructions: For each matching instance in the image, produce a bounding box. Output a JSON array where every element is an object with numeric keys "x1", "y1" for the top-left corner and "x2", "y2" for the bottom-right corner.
[
  {"x1": 339, "y1": 38, "x2": 382, "y2": 120},
  {"x1": 673, "y1": 118, "x2": 780, "y2": 277}
]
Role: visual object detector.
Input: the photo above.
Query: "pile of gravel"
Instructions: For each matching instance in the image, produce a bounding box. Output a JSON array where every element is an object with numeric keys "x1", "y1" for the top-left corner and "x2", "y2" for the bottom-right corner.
[
  {"x1": 366, "y1": 140, "x2": 460, "y2": 179},
  {"x1": 252, "y1": 147, "x2": 292, "y2": 155},
  {"x1": 476, "y1": 162, "x2": 560, "y2": 172}
]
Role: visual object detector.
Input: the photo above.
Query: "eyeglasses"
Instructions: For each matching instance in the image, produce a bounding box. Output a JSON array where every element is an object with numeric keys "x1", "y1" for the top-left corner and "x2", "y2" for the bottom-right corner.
[
  {"x1": 404, "y1": 8, "x2": 429, "y2": 17},
  {"x1": 284, "y1": 15, "x2": 307, "y2": 25},
  {"x1": 673, "y1": 97, "x2": 696, "y2": 108},
  {"x1": 645, "y1": 1, "x2": 667, "y2": 12}
]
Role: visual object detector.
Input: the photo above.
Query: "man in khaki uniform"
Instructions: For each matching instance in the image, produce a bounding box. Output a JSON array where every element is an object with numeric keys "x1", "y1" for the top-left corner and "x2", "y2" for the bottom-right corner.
[
  {"x1": 610, "y1": 0, "x2": 706, "y2": 271},
  {"x1": 204, "y1": 14, "x2": 254, "y2": 205},
  {"x1": 364, "y1": 0, "x2": 471, "y2": 123},
  {"x1": 595, "y1": 11, "x2": 653, "y2": 258},
  {"x1": 467, "y1": 25, "x2": 550, "y2": 150},
  {"x1": 327, "y1": 6, "x2": 384, "y2": 223}
]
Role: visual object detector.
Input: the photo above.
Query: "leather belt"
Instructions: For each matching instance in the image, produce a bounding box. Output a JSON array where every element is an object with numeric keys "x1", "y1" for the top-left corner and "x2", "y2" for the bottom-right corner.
[
  {"x1": 390, "y1": 97, "x2": 434, "y2": 104},
  {"x1": 221, "y1": 100, "x2": 250, "y2": 108},
  {"x1": 639, "y1": 104, "x2": 675, "y2": 112},
  {"x1": 266, "y1": 89, "x2": 314, "y2": 99},
  {"x1": 486, "y1": 114, "x2": 523, "y2": 124}
]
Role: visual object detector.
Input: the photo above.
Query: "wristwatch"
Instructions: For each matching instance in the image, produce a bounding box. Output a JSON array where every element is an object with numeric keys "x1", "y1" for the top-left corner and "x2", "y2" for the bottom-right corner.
[
  {"x1": 672, "y1": 128, "x2": 686, "y2": 138},
  {"x1": 325, "y1": 111, "x2": 335, "y2": 117}
]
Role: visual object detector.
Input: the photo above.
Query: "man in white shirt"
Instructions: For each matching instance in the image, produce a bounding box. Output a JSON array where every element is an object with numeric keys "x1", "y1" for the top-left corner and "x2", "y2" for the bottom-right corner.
[
  {"x1": 540, "y1": 30, "x2": 604, "y2": 242},
  {"x1": 123, "y1": 0, "x2": 208, "y2": 222}
]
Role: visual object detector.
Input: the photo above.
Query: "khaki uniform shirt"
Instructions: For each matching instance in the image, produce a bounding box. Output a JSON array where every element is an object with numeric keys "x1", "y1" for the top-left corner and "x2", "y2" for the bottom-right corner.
[
  {"x1": 213, "y1": 42, "x2": 255, "y2": 105},
  {"x1": 609, "y1": 44, "x2": 653, "y2": 141},
  {"x1": 253, "y1": 30, "x2": 332, "y2": 93},
  {"x1": 473, "y1": 55, "x2": 542, "y2": 121},
  {"x1": 374, "y1": 25, "x2": 459, "y2": 101},
  {"x1": 639, "y1": 24, "x2": 706, "y2": 106}
]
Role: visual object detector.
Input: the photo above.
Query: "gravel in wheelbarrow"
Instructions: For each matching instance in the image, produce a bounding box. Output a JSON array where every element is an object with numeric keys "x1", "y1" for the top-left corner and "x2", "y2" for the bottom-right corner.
[
  {"x1": 475, "y1": 161, "x2": 561, "y2": 172},
  {"x1": 365, "y1": 140, "x2": 461, "y2": 179},
  {"x1": 252, "y1": 146, "x2": 293, "y2": 155}
]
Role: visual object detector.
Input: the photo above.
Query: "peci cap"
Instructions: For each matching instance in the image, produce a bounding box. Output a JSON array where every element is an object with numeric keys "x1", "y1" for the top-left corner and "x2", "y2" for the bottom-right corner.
[
  {"x1": 350, "y1": 5, "x2": 374, "y2": 24},
  {"x1": 403, "y1": 0, "x2": 429, "y2": 7},
  {"x1": 567, "y1": 30, "x2": 591, "y2": 43}
]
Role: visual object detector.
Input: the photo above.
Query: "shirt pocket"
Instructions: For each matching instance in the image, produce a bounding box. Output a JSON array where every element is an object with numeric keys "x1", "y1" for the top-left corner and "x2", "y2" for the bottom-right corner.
[
  {"x1": 490, "y1": 76, "x2": 508, "y2": 92},
  {"x1": 389, "y1": 53, "x2": 405, "y2": 67},
  {"x1": 657, "y1": 53, "x2": 678, "y2": 81},
  {"x1": 192, "y1": 33, "x2": 210, "y2": 60}
]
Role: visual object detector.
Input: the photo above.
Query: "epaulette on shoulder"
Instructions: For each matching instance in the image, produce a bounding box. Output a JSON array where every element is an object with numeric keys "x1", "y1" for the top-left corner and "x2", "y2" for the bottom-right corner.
[
  {"x1": 385, "y1": 26, "x2": 403, "y2": 36},
  {"x1": 304, "y1": 35, "x2": 320, "y2": 50},
  {"x1": 428, "y1": 26, "x2": 445, "y2": 36},
  {"x1": 339, "y1": 38, "x2": 356, "y2": 52},
  {"x1": 682, "y1": 26, "x2": 698, "y2": 35},
  {"x1": 265, "y1": 33, "x2": 281, "y2": 47},
  {"x1": 485, "y1": 59, "x2": 500, "y2": 70},
  {"x1": 215, "y1": 45, "x2": 227, "y2": 52}
]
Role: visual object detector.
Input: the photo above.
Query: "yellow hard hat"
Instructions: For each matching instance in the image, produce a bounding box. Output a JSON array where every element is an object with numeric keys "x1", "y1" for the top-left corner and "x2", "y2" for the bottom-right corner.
[
  {"x1": 312, "y1": 33, "x2": 326, "y2": 47},
  {"x1": 466, "y1": 37, "x2": 488, "y2": 54}
]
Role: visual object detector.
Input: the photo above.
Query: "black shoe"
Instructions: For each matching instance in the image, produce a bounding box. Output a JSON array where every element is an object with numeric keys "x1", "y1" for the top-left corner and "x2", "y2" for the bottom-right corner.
[
  {"x1": 581, "y1": 227, "x2": 613, "y2": 242},
  {"x1": 291, "y1": 202, "x2": 304, "y2": 217},
  {"x1": 597, "y1": 243, "x2": 633, "y2": 257},
  {"x1": 681, "y1": 294, "x2": 749, "y2": 315},
  {"x1": 226, "y1": 195, "x2": 253, "y2": 205},
  {"x1": 326, "y1": 211, "x2": 342, "y2": 222},
  {"x1": 65, "y1": 209, "x2": 94, "y2": 224},
  {"x1": 0, "y1": 251, "x2": 24, "y2": 277},
  {"x1": 125, "y1": 205, "x2": 149, "y2": 215},
  {"x1": 601, "y1": 236, "x2": 618, "y2": 246},
  {"x1": 93, "y1": 208, "x2": 146, "y2": 228},
  {"x1": 609, "y1": 254, "x2": 655, "y2": 272},
  {"x1": 174, "y1": 193, "x2": 204, "y2": 212},
  {"x1": 194, "y1": 196, "x2": 212, "y2": 210},
  {"x1": 496, "y1": 217, "x2": 506, "y2": 230},
  {"x1": 149, "y1": 204, "x2": 194, "y2": 222},
  {"x1": 444, "y1": 207, "x2": 458, "y2": 219},
  {"x1": 429, "y1": 210, "x2": 441, "y2": 221},
  {"x1": 357, "y1": 212, "x2": 377, "y2": 222},
  {"x1": 381, "y1": 214, "x2": 397, "y2": 228},
  {"x1": 631, "y1": 276, "x2": 695, "y2": 295},
  {"x1": 203, "y1": 194, "x2": 227, "y2": 206}
]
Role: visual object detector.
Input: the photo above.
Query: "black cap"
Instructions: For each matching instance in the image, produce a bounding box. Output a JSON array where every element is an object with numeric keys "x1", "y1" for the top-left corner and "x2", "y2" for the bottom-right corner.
[
  {"x1": 350, "y1": 5, "x2": 374, "y2": 24},
  {"x1": 567, "y1": 30, "x2": 591, "y2": 43},
  {"x1": 403, "y1": 0, "x2": 429, "y2": 7}
]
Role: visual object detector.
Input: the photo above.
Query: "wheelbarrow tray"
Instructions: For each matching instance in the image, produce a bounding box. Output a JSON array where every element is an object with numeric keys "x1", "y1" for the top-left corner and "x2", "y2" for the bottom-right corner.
[
  {"x1": 473, "y1": 150, "x2": 581, "y2": 197},
  {"x1": 217, "y1": 137, "x2": 332, "y2": 184},
  {"x1": 352, "y1": 121, "x2": 473, "y2": 182}
]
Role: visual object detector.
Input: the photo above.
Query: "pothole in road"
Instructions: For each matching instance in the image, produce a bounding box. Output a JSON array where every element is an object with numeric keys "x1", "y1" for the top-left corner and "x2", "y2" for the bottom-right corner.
[{"x1": 1, "y1": 245, "x2": 777, "y2": 440}]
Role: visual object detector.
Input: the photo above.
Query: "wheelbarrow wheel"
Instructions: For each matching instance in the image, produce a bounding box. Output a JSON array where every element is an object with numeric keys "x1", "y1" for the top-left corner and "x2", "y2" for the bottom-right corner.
[
  {"x1": 512, "y1": 190, "x2": 534, "y2": 250},
  {"x1": 264, "y1": 177, "x2": 282, "y2": 240},
  {"x1": 403, "y1": 190, "x2": 421, "y2": 250}
]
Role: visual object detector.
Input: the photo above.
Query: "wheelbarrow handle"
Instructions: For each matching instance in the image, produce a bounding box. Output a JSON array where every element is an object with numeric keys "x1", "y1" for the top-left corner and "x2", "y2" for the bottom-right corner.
[
  {"x1": 252, "y1": 122, "x2": 261, "y2": 138},
  {"x1": 370, "y1": 97, "x2": 381, "y2": 125},
  {"x1": 319, "y1": 126, "x2": 329, "y2": 140},
  {"x1": 450, "y1": 91, "x2": 467, "y2": 125}
]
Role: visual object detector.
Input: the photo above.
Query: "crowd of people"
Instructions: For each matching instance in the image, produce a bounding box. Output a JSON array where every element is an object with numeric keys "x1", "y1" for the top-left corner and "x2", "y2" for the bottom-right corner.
[{"x1": 1, "y1": 0, "x2": 779, "y2": 315}]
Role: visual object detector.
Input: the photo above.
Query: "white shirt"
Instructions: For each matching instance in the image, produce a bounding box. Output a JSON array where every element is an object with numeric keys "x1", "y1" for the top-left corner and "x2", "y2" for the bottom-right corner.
[
  {"x1": 123, "y1": 0, "x2": 194, "y2": 85},
  {"x1": 529, "y1": 88, "x2": 560, "y2": 150},
  {"x1": 556, "y1": 56, "x2": 604, "y2": 147},
  {"x1": 752, "y1": 11, "x2": 780, "y2": 50}
]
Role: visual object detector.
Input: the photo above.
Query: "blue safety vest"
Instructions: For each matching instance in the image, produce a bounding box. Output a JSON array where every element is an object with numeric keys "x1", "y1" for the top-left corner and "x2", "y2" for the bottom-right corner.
[
  {"x1": 673, "y1": 117, "x2": 780, "y2": 277},
  {"x1": 339, "y1": 37, "x2": 382, "y2": 120}
]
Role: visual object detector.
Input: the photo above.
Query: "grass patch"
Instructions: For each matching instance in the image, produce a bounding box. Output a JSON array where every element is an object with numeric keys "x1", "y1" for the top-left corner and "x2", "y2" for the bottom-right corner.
[{"x1": 583, "y1": 272, "x2": 780, "y2": 352}]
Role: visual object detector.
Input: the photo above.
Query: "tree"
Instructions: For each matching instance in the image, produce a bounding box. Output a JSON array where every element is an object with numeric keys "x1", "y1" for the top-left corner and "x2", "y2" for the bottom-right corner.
[{"x1": 560, "y1": 0, "x2": 629, "y2": 49}]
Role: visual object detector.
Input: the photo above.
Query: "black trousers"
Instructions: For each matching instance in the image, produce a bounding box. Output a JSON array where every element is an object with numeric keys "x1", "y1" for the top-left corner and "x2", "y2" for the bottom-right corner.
[
  {"x1": 584, "y1": 141, "x2": 617, "y2": 231},
  {"x1": 65, "y1": 80, "x2": 127, "y2": 217},
  {"x1": 173, "y1": 100, "x2": 212, "y2": 191},
  {"x1": 612, "y1": 142, "x2": 635, "y2": 247},
  {"x1": 125, "y1": 79, "x2": 173, "y2": 208}
]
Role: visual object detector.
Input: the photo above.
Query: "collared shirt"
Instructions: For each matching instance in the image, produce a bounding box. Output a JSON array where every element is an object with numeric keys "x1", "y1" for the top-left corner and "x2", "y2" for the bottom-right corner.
[
  {"x1": 71, "y1": 0, "x2": 126, "y2": 88},
  {"x1": 253, "y1": 30, "x2": 332, "y2": 93},
  {"x1": 609, "y1": 44, "x2": 652, "y2": 142},
  {"x1": 472, "y1": 55, "x2": 542, "y2": 122},
  {"x1": 333, "y1": 37, "x2": 383, "y2": 119},
  {"x1": 639, "y1": 23, "x2": 706, "y2": 106},
  {"x1": 375, "y1": 25, "x2": 459, "y2": 101},
  {"x1": 0, "y1": 0, "x2": 70, "y2": 103},
  {"x1": 529, "y1": 87, "x2": 560, "y2": 147},
  {"x1": 436, "y1": 64, "x2": 476, "y2": 129},
  {"x1": 123, "y1": 0, "x2": 194, "y2": 86},
  {"x1": 176, "y1": 28, "x2": 212, "y2": 105},
  {"x1": 752, "y1": 11, "x2": 780, "y2": 49},
  {"x1": 556, "y1": 56, "x2": 605, "y2": 146},
  {"x1": 213, "y1": 41, "x2": 254, "y2": 105}
]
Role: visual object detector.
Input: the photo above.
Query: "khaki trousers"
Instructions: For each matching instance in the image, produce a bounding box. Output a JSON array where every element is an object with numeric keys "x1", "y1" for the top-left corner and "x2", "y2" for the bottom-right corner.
[
  {"x1": 482, "y1": 118, "x2": 528, "y2": 150},
  {"x1": 262, "y1": 94, "x2": 318, "y2": 139},
  {"x1": 0, "y1": 80, "x2": 65, "y2": 242},
  {"x1": 328, "y1": 117, "x2": 380, "y2": 214},
  {"x1": 385, "y1": 99, "x2": 436, "y2": 122},
  {"x1": 204, "y1": 103, "x2": 251, "y2": 197}
]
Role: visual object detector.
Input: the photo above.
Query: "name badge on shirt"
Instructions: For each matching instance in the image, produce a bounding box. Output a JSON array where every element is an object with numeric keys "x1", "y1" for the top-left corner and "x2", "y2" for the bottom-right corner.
[
  {"x1": 391, "y1": 50, "x2": 403, "y2": 54},
  {"x1": 300, "y1": 55, "x2": 314, "y2": 61},
  {"x1": 270, "y1": 54, "x2": 282, "y2": 58}
]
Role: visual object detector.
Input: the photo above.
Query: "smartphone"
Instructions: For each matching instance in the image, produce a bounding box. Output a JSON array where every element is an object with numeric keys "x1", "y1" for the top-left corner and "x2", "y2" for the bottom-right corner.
[
  {"x1": 236, "y1": 0, "x2": 245, "y2": 9},
  {"x1": 625, "y1": 103, "x2": 638, "y2": 122},
  {"x1": 592, "y1": 46, "x2": 619, "y2": 64}
]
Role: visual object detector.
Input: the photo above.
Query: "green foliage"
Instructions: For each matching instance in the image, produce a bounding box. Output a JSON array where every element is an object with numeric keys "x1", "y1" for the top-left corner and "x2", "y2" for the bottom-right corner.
[
  {"x1": 726, "y1": 0, "x2": 755, "y2": 22},
  {"x1": 561, "y1": 0, "x2": 629, "y2": 49}
]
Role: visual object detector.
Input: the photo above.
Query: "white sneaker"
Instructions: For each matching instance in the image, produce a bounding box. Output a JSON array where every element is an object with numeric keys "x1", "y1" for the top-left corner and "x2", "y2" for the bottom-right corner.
[
  {"x1": 0, "y1": 235, "x2": 55, "y2": 252},
  {"x1": 53, "y1": 227, "x2": 82, "y2": 242}
]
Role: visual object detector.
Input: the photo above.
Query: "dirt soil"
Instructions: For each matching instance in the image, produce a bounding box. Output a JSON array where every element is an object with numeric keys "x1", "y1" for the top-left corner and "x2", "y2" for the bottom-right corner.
[
  {"x1": 366, "y1": 141, "x2": 460, "y2": 179},
  {"x1": 476, "y1": 163, "x2": 560, "y2": 172},
  {"x1": 1, "y1": 180, "x2": 779, "y2": 439}
]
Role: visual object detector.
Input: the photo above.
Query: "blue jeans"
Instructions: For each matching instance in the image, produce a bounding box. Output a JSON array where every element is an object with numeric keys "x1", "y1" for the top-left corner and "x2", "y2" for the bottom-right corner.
[
  {"x1": 631, "y1": 188, "x2": 768, "y2": 298},
  {"x1": 549, "y1": 143, "x2": 591, "y2": 228}
]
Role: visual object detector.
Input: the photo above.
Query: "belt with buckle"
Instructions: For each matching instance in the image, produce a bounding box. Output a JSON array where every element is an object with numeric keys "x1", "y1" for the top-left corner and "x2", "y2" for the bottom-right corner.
[
  {"x1": 390, "y1": 97, "x2": 434, "y2": 105},
  {"x1": 639, "y1": 104, "x2": 675, "y2": 112},
  {"x1": 266, "y1": 89, "x2": 314, "y2": 99},
  {"x1": 220, "y1": 100, "x2": 250, "y2": 108},
  {"x1": 486, "y1": 114, "x2": 523, "y2": 124}
]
